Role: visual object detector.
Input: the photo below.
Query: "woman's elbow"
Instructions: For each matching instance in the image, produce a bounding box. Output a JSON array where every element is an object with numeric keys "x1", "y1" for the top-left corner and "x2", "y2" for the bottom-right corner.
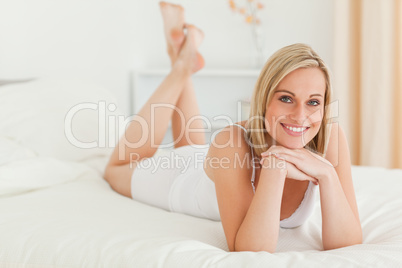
[
  {"x1": 323, "y1": 237, "x2": 363, "y2": 251},
  {"x1": 231, "y1": 241, "x2": 276, "y2": 253}
]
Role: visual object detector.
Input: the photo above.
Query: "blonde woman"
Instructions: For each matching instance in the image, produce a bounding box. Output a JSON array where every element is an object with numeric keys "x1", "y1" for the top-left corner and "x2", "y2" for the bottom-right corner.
[{"x1": 104, "y1": 2, "x2": 362, "y2": 252}]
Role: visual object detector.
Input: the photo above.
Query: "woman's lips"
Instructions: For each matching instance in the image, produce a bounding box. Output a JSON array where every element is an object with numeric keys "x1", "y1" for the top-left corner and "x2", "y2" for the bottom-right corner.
[{"x1": 280, "y1": 123, "x2": 310, "y2": 137}]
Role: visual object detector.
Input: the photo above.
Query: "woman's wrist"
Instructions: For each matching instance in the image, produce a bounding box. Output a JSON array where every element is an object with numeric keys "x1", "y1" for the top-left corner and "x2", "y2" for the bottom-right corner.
[
  {"x1": 259, "y1": 167, "x2": 287, "y2": 182},
  {"x1": 317, "y1": 167, "x2": 337, "y2": 184},
  {"x1": 260, "y1": 156, "x2": 288, "y2": 177}
]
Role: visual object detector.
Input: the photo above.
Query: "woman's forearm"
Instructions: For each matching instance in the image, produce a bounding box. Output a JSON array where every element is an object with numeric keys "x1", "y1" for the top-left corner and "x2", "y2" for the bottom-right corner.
[
  {"x1": 319, "y1": 169, "x2": 363, "y2": 250},
  {"x1": 234, "y1": 168, "x2": 286, "y2": 252}
]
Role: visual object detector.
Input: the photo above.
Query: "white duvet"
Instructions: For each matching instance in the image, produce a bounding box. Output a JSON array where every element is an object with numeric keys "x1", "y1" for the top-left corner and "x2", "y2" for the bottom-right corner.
[
  {"x1": 0, "y1": 137, "x2": 98, "y2": 198},
  {"x1": 1, "y1": 79, "x2": 402, "y2": 267},
  {"x1": 1, "y1": 155, "x2": 402, "y2": 267}
]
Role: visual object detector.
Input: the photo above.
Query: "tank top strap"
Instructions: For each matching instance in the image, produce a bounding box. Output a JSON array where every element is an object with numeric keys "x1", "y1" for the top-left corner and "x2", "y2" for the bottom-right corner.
[
  {"x1": 231, "y1": 123, "x2": 256, "y2": 193},
  {"x1": 231, "y1": 123, "x2": 247, "y2": 132}
]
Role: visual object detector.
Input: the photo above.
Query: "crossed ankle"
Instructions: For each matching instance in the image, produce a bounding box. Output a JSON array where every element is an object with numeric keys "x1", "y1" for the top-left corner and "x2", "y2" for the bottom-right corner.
[{"x1": 171, "y1": 60, "x2": 193, "y2": 77}]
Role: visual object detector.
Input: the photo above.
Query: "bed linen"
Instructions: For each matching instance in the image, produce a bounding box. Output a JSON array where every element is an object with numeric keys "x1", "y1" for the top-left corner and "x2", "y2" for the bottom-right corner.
[
  {"x1": 1, "y1": 160, "x2": 402, "y2": 267},
  {"x1": 1, "y1": 79, "x2": 402, "y2": 267}
]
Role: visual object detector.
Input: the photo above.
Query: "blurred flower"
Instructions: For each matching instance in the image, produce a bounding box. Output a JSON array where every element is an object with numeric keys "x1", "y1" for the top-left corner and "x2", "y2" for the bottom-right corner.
[
  {"x1": 229, "y1": 0, "x2": 236, "y2": 10},
  {"x1": 228, "y1": 0, "x2": 264, "y2": 25},
  {"x1": 245, "y1": 15, "x2": 254, "y2": 23},
  {"x1": 228, "y1": 0, "x2": 266, "y2": 67}
]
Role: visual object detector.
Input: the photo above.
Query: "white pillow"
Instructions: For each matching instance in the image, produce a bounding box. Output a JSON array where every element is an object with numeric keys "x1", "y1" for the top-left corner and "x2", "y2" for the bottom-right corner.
[
  {"x1": 0, "y1": 136, "x2": 37, "y2": 165},
  {"x1": 0, "y1": 78, "x2": 123, "y2": 164},
  {"x1": 0, "y1": 79, "x2": 34, "y2": 87},
  {"x1": 0, "y1": 157, "x2": 97, "y2": 197}
]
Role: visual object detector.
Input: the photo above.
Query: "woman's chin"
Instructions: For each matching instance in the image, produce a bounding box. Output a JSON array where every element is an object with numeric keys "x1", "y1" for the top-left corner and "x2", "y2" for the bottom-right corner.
[
  {"x1": 274, "y1": 140, "x2": 306, "y2": 149},
  {"x1": 268, "y1": 132, "x2": 311, "y2": 149}
]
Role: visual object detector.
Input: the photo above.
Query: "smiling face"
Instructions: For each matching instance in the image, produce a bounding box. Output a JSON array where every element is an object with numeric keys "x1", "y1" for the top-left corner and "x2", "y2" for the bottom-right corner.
[{"x1": 264, "y1": 67, "x2": 326, "y2": 149}]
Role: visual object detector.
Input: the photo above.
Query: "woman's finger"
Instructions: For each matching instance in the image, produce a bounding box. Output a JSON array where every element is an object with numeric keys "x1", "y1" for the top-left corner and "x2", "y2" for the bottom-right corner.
[
  {"x1": 259, "y1": 150, "x2": 319, "y2": 184},
  {"x1": 271, "y1": 153, "x2": 303, "y2": 170},
  {"x1": 262, "y1": 146, "x2": 301, "y2": 159},
  {"x1": 295, "y1": 170, "x2": 317, "y2": 183},
  {"x1": 285, "y1": 161, "x2": 317, "y2": 182},
  {"x1": 307, "y1": 150, "x2": 334, "y2": 167}
]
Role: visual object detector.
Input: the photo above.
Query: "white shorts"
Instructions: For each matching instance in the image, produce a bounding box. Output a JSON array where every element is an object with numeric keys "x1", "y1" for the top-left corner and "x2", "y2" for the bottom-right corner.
[{"x1": 131, "y1": 145, "x2": 221, "y2": 221}]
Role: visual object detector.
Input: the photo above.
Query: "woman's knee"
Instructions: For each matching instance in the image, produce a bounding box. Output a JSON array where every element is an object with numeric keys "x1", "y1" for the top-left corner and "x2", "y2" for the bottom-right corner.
[{"x1": 104, "y1": 164, "x2": 134, "y2": 198}]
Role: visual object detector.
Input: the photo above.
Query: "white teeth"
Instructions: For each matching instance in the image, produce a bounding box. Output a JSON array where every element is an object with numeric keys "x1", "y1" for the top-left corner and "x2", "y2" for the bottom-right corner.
[{"x1": 284, "y1": 125, "x2": 307, "y2": 133}]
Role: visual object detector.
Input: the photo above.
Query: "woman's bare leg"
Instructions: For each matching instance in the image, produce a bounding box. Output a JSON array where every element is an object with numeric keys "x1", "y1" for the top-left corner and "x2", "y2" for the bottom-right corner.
[
  {"x1": 104, "y1": 66, "x2": 189, "y2": 197},
  {"x1": 108, "y1": 26, "x2": 203, "y2": 167},
  {"x1": 172, "y1": 79, "x2": 206, "y2": 147},
  {"x1": 104, "y1": 4, "x2": 205, "y2": 198},
  {"x1": 160, "y1": 2, "x2": 206, "y2": 147}
]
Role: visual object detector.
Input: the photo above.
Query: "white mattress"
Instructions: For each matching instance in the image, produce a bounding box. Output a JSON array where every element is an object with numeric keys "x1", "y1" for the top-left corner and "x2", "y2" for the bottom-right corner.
[
  {"x1": 1, "y1": 79, "x2": 401, "y2": 267},
  {"x1": 1, "y1": 161, "x2": 402, "y2": 267}
]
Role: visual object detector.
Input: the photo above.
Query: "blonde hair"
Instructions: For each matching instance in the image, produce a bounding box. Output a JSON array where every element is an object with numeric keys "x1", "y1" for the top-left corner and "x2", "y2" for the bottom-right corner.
[{"x1": 246, "y1": 43, "x2": 333, "y2": 158}]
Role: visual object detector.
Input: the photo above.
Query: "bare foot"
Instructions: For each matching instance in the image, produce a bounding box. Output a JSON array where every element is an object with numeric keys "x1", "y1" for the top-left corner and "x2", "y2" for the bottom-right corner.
[
  {"x1": 174, "y1": 24, "x2": 205, "y2": 74},
  {"x1": 159, "y1": 1, "x2": 185, "y2": 63}
]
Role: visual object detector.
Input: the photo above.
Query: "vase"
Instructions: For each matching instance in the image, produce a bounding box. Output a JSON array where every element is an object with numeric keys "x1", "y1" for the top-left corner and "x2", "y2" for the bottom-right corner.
[{"x1": 249, "y1": 21, "x2": 265, "y2": 68}]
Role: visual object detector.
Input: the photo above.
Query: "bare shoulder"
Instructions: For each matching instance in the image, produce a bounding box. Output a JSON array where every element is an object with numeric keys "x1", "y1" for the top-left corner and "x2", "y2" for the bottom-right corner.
[{"x1": 204, "y1": 122, "x2": 252, "y2": 182}]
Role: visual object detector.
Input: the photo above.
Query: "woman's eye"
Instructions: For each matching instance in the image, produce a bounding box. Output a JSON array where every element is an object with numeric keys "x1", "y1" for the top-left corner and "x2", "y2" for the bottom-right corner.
[
  {"x1": 308, "y1": 100, "x2": 320, "y2": 106},
  {"x1": 278, "y1": 96, "x2": 320, "y2": 106},
  {"x1": 279, "y1": 96, "x2": 292, "y2": 103}
]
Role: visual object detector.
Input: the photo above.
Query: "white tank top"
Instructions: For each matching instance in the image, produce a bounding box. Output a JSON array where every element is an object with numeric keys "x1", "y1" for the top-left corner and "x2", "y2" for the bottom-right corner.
[{"x1": 232, "y1": 123, "x2": 318, "y2": 229}]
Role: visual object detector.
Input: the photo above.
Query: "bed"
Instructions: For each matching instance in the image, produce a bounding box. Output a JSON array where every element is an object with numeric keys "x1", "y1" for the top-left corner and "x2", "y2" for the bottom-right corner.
[{"x1": 1, "y1": 79, "x2": 402, "y2": 267}]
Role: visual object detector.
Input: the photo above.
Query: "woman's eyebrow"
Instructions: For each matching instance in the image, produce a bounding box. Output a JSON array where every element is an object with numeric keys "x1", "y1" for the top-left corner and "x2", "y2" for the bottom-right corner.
[{"x1": 274, "y1": 89, "x2": 323, "y2": 98}]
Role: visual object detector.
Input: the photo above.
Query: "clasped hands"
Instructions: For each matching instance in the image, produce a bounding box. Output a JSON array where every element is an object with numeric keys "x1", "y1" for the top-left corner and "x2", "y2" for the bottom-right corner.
[{"x1": 259, "y1": 145, "x2": 335, "y2": 185}]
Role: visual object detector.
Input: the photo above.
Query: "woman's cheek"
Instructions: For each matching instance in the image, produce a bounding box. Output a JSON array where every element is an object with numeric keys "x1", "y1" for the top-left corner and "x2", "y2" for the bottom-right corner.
[
  {"x1": 266, "y1": 114, "x2": 285, "y2": 136},
  {"x1": 308, "y1": 108, "x2": 324, "y2": 125},
  {"x1": 310, "y1": 112, "x2": 324, "y2": 135}
]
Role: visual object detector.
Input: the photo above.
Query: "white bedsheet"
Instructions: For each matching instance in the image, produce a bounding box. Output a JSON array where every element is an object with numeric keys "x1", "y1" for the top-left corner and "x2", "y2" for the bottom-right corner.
[
  {"x1": 1, "y1": 79, "x2": 401, "y2": 267},
  {"x1": 1, "y1": 160, "x2": 402, "y2": 267}
]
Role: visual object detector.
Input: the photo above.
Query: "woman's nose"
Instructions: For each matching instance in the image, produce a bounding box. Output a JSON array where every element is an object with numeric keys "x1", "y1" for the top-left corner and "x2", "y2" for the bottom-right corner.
[{"x1": 289, "y1": 104, "x2": 307, "y2": 124}]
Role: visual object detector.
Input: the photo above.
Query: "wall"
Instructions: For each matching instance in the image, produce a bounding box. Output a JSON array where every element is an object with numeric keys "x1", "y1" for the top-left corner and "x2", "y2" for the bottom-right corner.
[{"x1": 0, "y1": 0, "x2": 334, "y2": 116}]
